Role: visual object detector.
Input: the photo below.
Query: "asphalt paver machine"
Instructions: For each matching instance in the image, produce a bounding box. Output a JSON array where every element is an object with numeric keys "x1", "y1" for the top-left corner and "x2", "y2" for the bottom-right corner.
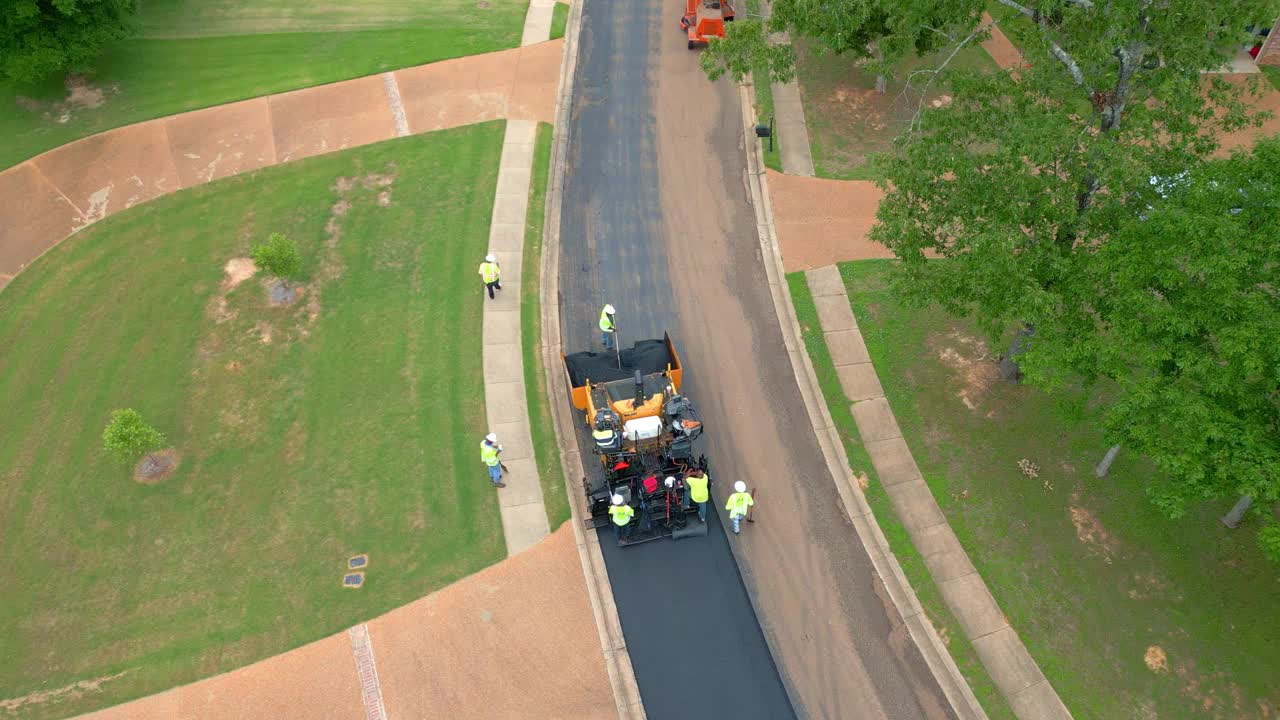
[{"x1": 564, "y1": 334, "x2": 710, "y2": 545}]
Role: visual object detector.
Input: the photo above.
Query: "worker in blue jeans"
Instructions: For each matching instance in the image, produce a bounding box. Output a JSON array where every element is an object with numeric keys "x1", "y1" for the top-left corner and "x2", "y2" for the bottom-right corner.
[
  {"x1": 599, "y1": 304, "x2": 616, "y2": 349},
  {"x1": 609, "y1": 494, "x2": 634, "y2": 543},
  {"x1": 480, "y1": 433, "x2": 506, "y2": 488},
  {"x1": 683, "y1": 468, "x2": 710, "y2": 522}
]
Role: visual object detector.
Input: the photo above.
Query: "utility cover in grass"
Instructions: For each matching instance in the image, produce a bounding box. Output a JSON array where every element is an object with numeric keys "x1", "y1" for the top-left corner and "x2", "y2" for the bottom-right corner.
[
  {"x1": 343, "y1": 573, "x2": 365, "y2": 589},
  {"x1": 348, "y1": 554, "x2": 369, "y2": 570}
]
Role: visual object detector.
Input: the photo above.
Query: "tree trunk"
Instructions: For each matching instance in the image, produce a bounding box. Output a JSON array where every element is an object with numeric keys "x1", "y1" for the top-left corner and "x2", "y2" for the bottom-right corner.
[
  {"x1": 1220, "y1": 495, "x2": 1253, "y2": 529},
  {"x1": 998, "y1": 324, "x2": 1035, "y2": 383},
  {"x1": 1094, "y1": 445, "x2": 1121, "y2": 478},
  {"x1": 871, "y1": 42, "x2": 887, "y2": 94}
]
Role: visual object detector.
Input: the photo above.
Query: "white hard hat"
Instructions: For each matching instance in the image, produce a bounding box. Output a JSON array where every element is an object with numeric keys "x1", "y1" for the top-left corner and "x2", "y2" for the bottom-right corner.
[
  {"x1": 665, "y1": 476, "x2": 676, "y2": 488},
  {"x1": 612, "y1": 494, "x2": 624, "y2": 505},
  {"x1": 734, "y1": 481, "x2": 747, "y2": 493},
  {"x1": 604, "y1": 304, "x2": 615, "y2": 314},
  {"x1": 485, "y1": 433, "x2": 497, "y2": 443},
  {"x1": 485, "y1": 254, "x2": 495, "y2": 262}
]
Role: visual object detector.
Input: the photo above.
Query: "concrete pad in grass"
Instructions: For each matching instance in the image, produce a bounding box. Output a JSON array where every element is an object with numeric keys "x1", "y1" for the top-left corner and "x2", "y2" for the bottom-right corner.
[
  {"x1": 835, "y1": 362, "x2": 884, "y2": 402},
  {"x1": 484, "y1": 348, "x2": 526, "y2": 385},
  {"x1": 485, "y1": 380, "x2": 529, "y2": 426},
  {"x1": 911, "y1": 523, "x2": 977, "y2": 583},
  {"x1": 882, "y1": 477, "x2": 946, "y2": 532},
  {"x1": 865, "y1": 436, "x2": 921, "y2": 486},
  {"x1": 804, "y1": 265, "x2": 844, "y2": 298},
  {"x1": 939, "y1": 573, "x2": 1009, "y2": 641},
  {"x1": 482, "y1": 310, "x2": 521, "y2": 346},
  {"x1": 824, "y1": 328, "x2": 871, "y2": 365},
  {"x1": 971, "y1": 626, "x2": 1046, "y2": 697},
  {"x1": 488, "y1": 421, "x2": 534, "y2": 462},
  {"x1": 813, "y1": 293, "x2": 858, "y2": 331},
  {"x1": 268, "y1": 75, "x2": 397, "y2": 163}
]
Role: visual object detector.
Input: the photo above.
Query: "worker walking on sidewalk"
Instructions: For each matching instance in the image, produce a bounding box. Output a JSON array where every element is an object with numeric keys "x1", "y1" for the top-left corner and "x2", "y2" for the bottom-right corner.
[
  {"x1": 599, "y1": 303, "x2": 616, "y2": 349},
  {"x1": 480, "y1": 433, "x2": 506, "y2": 488},
  {"x1": 725, "y1": 481, "x2": 754, "y2": 535},
  {"x1": 684, "y1": 468, "x2": 710, "y2": 522},
  {"x1": 609, "y1": 494, "x2": 634, "y2": 543},
  {"x1": 478, "y1": 254, "x2": 502, "y2": 300}
]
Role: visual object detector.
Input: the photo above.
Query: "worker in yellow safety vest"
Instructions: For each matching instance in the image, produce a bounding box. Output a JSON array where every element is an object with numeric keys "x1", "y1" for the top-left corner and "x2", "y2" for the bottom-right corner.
[
  {"x1": 478, "y1": 254, "x2": 502, "y2": 300},
  {"x1": 480, "y1": 433, "x2": 506, "y2": 488},
  {"x1": 725, "y1": 481, "x2": 754, "y2": 535},
  {"x1": 609, "y1": 494, "x2": 634, "y2": 543},
  {"x1": 592, "y1": 416, "x2": 621, "y2": 451},
  {"x1": 683, "y1": 468, "x2": 710, "y2": 523},
  {"x1": 599, "y1": 304, "x2": 616, "y2": 349}
]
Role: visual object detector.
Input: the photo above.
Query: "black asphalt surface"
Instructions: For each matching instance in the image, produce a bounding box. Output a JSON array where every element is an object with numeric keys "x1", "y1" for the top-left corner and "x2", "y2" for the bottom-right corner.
[
  {"x1": 558, "y1": 0, "x2": 797, "y2": 718},
  {"x1": 559, "y1": 1, "x2": 955, "y2": 719}
]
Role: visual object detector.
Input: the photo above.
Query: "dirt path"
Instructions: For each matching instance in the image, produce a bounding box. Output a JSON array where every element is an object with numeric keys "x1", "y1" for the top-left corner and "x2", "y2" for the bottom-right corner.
[
  {"x1": 0, "y1": 41, "x2": 563, "y2": 293},
  {"x1": 75, "y1": 524, "x2": 611, "y2": 720},
  {"x1": 767, "y1": 170, "x2": 891, "y2": 270}
]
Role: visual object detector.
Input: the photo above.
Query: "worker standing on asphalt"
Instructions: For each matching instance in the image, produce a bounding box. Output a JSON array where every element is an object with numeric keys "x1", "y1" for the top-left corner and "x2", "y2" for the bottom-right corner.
[
  {"x1": 478, "y1": 254, "x2": 502, "y2": 300},
  {"x1": 725, "y1": 481, "x2": 754, "y2": 535},
  {"x1": 480, "y1": 433, "x2": 506, "y2": 488},
  {"x1": 599, "y1": 303, "x2": 616, "y2": 349},
  {"x1": 609, "y1": 494, "x2": 634, "y2": 543},
  {"x1": 684, "y1": 467, "x2": 710, "y2": 522}
]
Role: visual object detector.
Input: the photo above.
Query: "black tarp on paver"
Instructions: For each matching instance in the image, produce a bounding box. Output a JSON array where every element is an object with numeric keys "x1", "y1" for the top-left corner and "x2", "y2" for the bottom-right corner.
[{"x1": 564, "y1": 339, "x2": 674, "y2": 386}]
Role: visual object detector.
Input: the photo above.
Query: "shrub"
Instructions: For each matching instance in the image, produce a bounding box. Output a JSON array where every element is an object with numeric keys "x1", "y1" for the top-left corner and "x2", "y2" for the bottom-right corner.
[
  {"x1": 1, "y1": 0, "x2": 139, "y2": 83},
  {"x1": 1259, "y1": 522, "x2": 1280, "y2": 564},
  {"x1": 103, "y1": 408, "x2": 165, "y2": 463},
  {"x1": 251, "y1": 233, "x2": 301, "y2": 281}
]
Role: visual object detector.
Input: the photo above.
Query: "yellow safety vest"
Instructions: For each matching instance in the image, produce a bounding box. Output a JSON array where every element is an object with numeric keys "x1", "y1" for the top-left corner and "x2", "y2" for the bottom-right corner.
[
  {"x1": 599, "y1": 308, "x2": 615, "y2": 332},
  {"x1": 480, "y1": 441, "x2": 500, "y2": 466},
  {"x1": 609, "y1": 504, "x2": 634, "y2": 526},
  {"x1": 685, "y1": 474, "x2": 709, "y2": 503},
  {"x1": 479, "y1": 262, "x2": 500, "y2": 283},
  {"x1": 725, "y1": 491, "x2": 753, "y2": 516},
  {"x1": 593, "y1": 428, "x2": 617, "y2": 446}
]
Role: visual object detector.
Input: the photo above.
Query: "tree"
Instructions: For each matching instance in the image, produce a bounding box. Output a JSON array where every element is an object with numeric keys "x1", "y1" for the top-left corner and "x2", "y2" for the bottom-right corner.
[
  {"x1": 1096, "y1": 138, "x2": 1280, "y2": 525},
  {"x1": 103, "y1": 408, "x2": 164, "y2": 463},
  {"x1": 251, "y1": 233, "x2": 301, "y2": 283},
  {"x1": 1, "y1": 0, "x2": 138, "y2": 84}
]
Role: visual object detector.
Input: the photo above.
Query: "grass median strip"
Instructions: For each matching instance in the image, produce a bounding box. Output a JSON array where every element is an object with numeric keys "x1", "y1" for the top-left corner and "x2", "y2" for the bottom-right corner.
[
  {"x1": 0, "y1": 123, "x2": 507, "y2": 719},
  {"x1": 522, "y1": 122, "x2": 572, "y2": 530},
  {"x1": 788, "y1": 271, "x2": 1017, "y2": 720}
]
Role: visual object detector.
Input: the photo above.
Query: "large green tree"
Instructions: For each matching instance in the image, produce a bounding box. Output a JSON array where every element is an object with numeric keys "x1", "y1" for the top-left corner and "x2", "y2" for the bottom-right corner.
[{"x1": 1, "y1": 0, "x2": 138, "y2": 83}]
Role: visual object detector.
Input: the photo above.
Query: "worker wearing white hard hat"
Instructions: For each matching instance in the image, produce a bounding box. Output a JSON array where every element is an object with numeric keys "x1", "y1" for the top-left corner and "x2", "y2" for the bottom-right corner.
[
  {"x1": 608, "y1": 493, "x2": 635, "y2": 543},
  {"x1": 480, "y1": 433, "x2": 505, "y2": 488},
  {"x1": 478, "y1": 254, "x2": 502, "y2": 300},
  {"x1": 725, "y1": 481, "x2": 754, "y2": 535},
  {"x1": 599, "y1": 303, "x2": 617, "y2": 350}
]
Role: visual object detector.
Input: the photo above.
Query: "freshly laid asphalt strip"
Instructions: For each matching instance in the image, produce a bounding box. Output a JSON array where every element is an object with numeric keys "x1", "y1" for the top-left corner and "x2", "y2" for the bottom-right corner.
[{"x1": 558, "y1": 0, "x2": 796, "y2": 717}]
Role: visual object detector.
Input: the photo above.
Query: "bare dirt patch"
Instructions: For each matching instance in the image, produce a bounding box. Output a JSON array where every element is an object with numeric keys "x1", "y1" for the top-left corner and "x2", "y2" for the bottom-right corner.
[
  {"x1": 16, "y1": 75, "x2": 118, "y2": 125},
  {"x1": 134, "y1": 449, "x2": 181, "y2": 484},
  {"x1": 0, "y1": 671, "x2": 129, "y2": 712},
  {"x1": 377, "y1": 190, "x2": 392, "y2": 207},
  {"x1": 207, "y1": 295, "x2": 234, "y2": 324},
  {"x1": 222, "y1": 257, "x2": 257, "y2": 288},
  {"x1": 930, "y1": 331, "x2": 1001, "y2": 411},
  {"x1": 1069, "y1": 492, "x2": 1120, "y2": 560},
  {"x1": 1145, "y1": 645, "x2": 1168, "y2": 673}
]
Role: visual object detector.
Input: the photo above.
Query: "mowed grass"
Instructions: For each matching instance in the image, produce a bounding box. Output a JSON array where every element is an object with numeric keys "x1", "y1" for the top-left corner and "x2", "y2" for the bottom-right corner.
[
  {"x1": 0, "y1": 0, "x2": 528, "y2": 169},
  {"x1": 551, "y1": 1, "x2": 570, "y2": 40},
  {"x1": 829, "y1": 260, "x2": 1280, "y2": 719},
  {"x1": 522, "y1": 122, "x2": 572, "y2": 529},
  {"x1": 795, "y1": 38, "x2": 996, "y2": 180},
  {"x1": 0, "y1": 123, "x2": 507, "y2": 719}
]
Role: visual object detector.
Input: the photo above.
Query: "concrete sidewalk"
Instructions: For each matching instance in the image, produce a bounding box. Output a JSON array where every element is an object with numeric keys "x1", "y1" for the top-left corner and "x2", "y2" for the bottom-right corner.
[
  {"x1": 804, "y1": 265, "x2": 1071, "y2": 720},
  {"x1": 761, "y1": 0, "x2": 815, "y2": 176}
]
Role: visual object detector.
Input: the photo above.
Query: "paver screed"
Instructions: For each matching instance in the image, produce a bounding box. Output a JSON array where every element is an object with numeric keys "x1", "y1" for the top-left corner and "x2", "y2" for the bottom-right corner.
[{"x1": 804, "y1": 265, "x2": 1072, "y2": 720}]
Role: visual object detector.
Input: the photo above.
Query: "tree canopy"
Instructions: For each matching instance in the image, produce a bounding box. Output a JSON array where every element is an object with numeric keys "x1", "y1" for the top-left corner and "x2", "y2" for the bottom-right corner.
[{"x1": 1, "y1": 0, "x2": 138, "y2": 84}]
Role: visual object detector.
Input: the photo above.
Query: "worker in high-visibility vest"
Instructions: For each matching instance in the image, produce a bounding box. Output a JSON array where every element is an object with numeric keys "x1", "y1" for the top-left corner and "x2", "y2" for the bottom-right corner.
[
  {"x1": 478, "y1": 254, "x2": 502, "y2": 300},
  {"x1": 609, "y1": 494, "x2": 634, "y2": 543},
  {"x1": 683, "y1": 468, "x2": 710, "y2": 523},
  {"x1": 592, "y1": 416, "x2": 620, "y2": 451},
  {"x1": 725, "y1": 481, "x2": 754, "y2": 534},
  {"x1": 599, "y1": 304, "x2": 616, "y2": 349},
  {"x1": 480, "y1": 433, "x2": 506, "y2": 488}
]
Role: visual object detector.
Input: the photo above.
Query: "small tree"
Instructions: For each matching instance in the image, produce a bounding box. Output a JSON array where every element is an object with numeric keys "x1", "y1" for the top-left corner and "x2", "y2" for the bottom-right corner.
[
  {"x1": 103, "y1": 409, "x2": 164, "y2": 463},
  {"x1": 1, "y1": 0, "x2": 139, "y2": 83},
  {"x1": 251, "y1": 233, "x2": 301, "y2": 283}
]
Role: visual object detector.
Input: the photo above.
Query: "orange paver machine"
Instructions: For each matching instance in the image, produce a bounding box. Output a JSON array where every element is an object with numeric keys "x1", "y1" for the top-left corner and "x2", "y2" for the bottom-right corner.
[{"x1": 680, "y1": 0, "x2": 735, "y2": 49}]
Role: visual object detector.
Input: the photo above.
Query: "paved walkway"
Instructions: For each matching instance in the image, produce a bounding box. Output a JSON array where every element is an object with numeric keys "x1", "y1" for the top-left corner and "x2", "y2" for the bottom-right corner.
[
  {"x1": 803, "y1": 265, "x2": 1071, "y2": 719},
  {"x1": 0, "y1": 41, "x2": 563, "y2": 293},
  {"x1": 761, "y1": 0, "x2": 816, "y2": 175}
]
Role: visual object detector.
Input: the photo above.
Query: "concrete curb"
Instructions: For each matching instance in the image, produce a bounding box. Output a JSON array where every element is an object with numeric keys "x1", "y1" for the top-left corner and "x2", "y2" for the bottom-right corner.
[
  {"x1": 734, "y1": 78, "x2": 990, "y2": 720},
  {"x1": 539, "y1": 0, "x2": 647, "y2": 717}
]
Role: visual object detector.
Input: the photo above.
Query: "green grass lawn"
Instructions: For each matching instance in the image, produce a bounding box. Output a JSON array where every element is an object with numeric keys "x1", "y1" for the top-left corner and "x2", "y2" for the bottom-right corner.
[
  {"x1": 1262, "y1": 65, "x2": 1280, "y2": 92},
  {"x1": 551, "y1": 1, "x2": 570, "y2": 40},
  {"x1": 0, "y1": 122, "x2": 508, "y2": 719},
  {"x1": 795, "y1": 38, "x2": 997, "y2": 180},
  {"x1": 0, "y1": 0, "x2": 528, "y2": 170},
  {"x1": 811, "y1": 260, "x2": 1280, "y2": 719},
  {"x1": 522, "y1": 122, "x2": 572, "y2": 529},
  {"x1": 788, "y1": 274, "x2": 1017, "y2": 720},
  {"x1": 744, "y1": 0, "x2": 783, "y2": 171}
]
